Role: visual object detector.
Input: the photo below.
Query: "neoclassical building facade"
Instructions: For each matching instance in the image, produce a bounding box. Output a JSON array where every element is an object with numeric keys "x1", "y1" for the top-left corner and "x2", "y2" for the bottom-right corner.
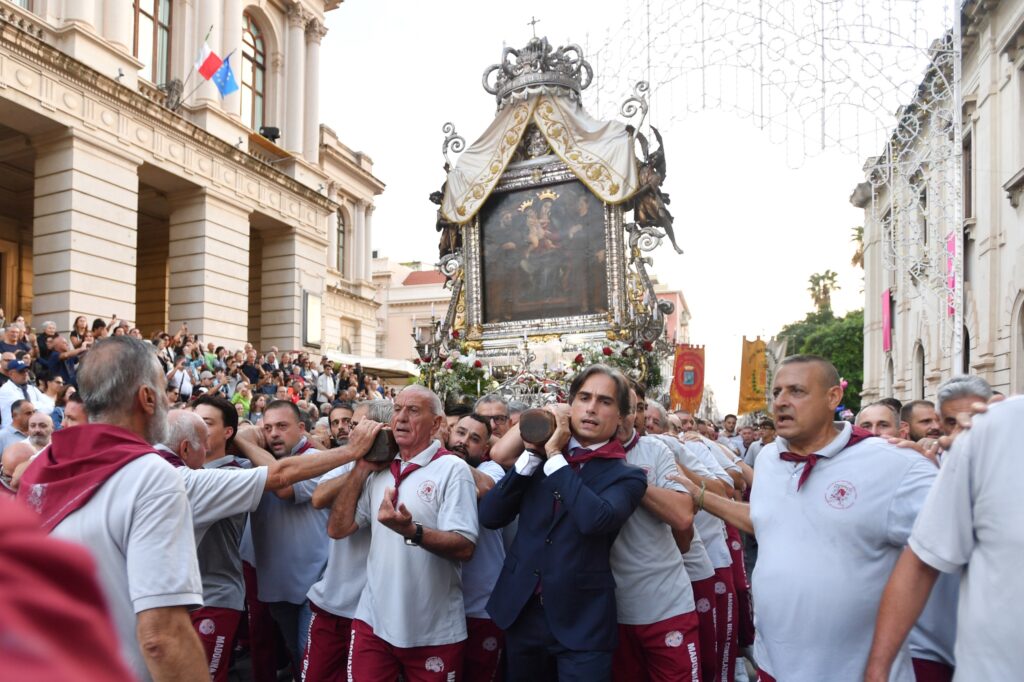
[
  {"x1": 0, "y1": 0, "x2": 382, "y2": 354},
  {"x1": 858, "y1": 0, "x2": 1024, "y2": 400}
]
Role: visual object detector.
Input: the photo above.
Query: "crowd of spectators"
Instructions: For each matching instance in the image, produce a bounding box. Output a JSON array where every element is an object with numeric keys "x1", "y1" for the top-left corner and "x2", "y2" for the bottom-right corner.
[{"x1": 0, "y1": 308, "x2": 397, "y2": 438}]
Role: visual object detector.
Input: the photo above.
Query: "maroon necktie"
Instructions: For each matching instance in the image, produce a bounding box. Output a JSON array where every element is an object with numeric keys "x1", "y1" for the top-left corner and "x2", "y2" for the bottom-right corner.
[
  {"x1": 389, "y1": 449, "x2": 448, "y2": 504},
  {"x1": 778, "y1": 451, "x2": 819, "y2": 491},
  {"x1": 778, "y1": 426, "x2": 875, "y2": 491}
]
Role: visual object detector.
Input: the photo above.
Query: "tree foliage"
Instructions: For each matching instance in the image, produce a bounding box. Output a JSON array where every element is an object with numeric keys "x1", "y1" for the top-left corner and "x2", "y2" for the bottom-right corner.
[
  {"x1": 807, "y1": 270, "x2": 840, "y2": 313},
  {"x1": 776, "y1": 308, "x2": 864, "y2": 414}
]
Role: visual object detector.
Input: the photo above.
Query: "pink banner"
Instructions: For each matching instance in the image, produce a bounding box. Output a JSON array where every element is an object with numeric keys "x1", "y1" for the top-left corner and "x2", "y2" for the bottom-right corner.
[
  {"x1": 881, "y1": 289, "x2": 892, "y2": 352},
  {"x1": 946, "y1": 232, "x2": 956, "y2": 317}
]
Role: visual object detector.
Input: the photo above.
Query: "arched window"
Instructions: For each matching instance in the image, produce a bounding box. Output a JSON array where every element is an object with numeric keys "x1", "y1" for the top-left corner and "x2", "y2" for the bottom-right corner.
[
  {"x1": 884, "y1": 356, "x2": 894, "y2": 398},
  {"x1": 241, "y1": 13, "x2": 266, "y2": 130},
  {"x1": 913, "y1": 344, "x2": 925, "y2": 399},
  {"x1": 1016, "y1": 298, "x2": 1024, "y2": 392},
  {"x1": 133, "y1": 0, "x2": 171, "y2": 84},
  {"x1": 337, "y1": 210, "x2": 346, "y2": 276},
  {"x1": 962, "y1": 326, "x2": 971, "y2": 375}
]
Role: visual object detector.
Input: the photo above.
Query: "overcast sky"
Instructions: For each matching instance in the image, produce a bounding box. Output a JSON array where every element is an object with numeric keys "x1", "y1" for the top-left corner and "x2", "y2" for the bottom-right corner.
[{"x1": 319, "y1": 0, "x2": 951, "y2": 413}]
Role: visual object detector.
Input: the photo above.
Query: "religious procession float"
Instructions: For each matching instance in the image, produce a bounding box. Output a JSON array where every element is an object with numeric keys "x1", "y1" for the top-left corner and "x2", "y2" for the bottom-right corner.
[{"x1": 415, "y1": 36, "x2": 683, "y2": 408}]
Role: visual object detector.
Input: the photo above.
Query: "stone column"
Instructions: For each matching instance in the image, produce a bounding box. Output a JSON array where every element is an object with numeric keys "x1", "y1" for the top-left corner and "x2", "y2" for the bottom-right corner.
[
  {"x1": 284, "y1": 4, "x2": 307, "y2": 153},
  {"x1": 303, "y1": 19, "x2": 326, "y2": 163},
  {"x1": 221, "y1": 0, "x2": 244, "y2": 119},
  {"x1": 353, "y1": 201, "x2": 366, "y2": 281},
  {"x1": 194, "y1": 0, "x2": 223, "y2": 106},
  {"x1": 364, "y1": 204, "x2": 374, "y2": 281},
  {"x1": 259, "y1": 232, "x2": 323, "y2": 350},
  {"x1": 62, "y1": 0, "x2": 97, "y2": 28},
  {"x1": 167, "y1": 189, "x2": 251, "y2": 349},
  {"x1": 326, "y1": 187, "x2": 339, "y2": 271},
  {"x1": 102, "y1": 0, "x2": 133, "y2": 52},
  {"x1": 32, "y1": 130, "x2": 141, "y2": 331}
]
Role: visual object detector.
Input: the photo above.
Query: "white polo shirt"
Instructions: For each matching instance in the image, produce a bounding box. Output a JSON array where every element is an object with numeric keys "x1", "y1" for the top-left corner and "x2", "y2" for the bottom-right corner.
[
  {"x1": 750, "y1": 422, "x2": 936, "y2": 681},
  {"x1": 353, "y1": 439, "x2": 479, "y2": 647},
  {"x1": 611, "y1": 435, "x2": 696, "y2": 624},
  {"x1": 651, "y1": 435, "x2": 720, "y2": 581},
  {"x1": 51, "y1": 454, "x2": 202, "y2": 682},
  {"x1": 249, "y1": 439, "x2": 329, "y2": 604},
  {"x1": 461, "y1": 460, "x2": 506, "y2": 619},
  {"x1": 908, "y1": 396, "x2": 1024, "y2": 680},
  {"x1": 306, "y1": 461, "x2": 371, "y2": 618}
]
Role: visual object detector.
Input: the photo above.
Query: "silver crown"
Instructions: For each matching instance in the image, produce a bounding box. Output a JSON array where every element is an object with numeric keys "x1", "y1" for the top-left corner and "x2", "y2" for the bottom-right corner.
[{"x1": 482, "y1": 37, "x2": 593, "y2": 108}]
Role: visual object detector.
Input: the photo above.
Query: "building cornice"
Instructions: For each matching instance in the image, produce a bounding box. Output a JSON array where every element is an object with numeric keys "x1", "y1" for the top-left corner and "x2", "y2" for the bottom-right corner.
[{"x1": 0, "y1": 15, "x2": 338, "y2": 223}]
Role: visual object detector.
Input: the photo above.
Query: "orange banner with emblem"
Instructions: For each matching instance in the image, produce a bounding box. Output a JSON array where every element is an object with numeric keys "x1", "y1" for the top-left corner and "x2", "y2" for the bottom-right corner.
[
  {"x1": 670, "y1": 344, "x2": 704, "y2": 415},
  {"x1": 737, "y1": 336, "x2": 768, "y2": 415}
]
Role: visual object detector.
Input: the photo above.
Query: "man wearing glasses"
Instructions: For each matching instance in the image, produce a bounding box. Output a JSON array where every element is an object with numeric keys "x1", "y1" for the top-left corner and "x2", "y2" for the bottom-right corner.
[{"x1": 475, "y1": 394, "x2": 511, "y2": 438}]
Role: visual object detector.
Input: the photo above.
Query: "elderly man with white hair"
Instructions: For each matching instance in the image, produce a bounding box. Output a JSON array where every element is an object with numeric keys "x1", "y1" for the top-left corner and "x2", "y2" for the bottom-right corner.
[{"x1": 330, "y1": 384, "x2": 479, "y2": 681}]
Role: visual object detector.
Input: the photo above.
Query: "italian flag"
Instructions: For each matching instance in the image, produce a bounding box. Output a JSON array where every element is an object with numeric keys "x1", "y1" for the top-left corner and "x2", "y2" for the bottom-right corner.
[{"x1": 195, "y1": 43, "x2": 223, "y2": 80}]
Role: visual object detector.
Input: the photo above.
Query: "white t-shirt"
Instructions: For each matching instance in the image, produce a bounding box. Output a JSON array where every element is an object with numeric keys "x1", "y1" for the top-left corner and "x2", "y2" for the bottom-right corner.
[
  {"x1": 611, "y1": 435, "x2": 696, "y2": 624},
  {"x1": 249, "y1": 440, "x2": 329, "y2": 604},
  {"x1": 679, "y1": 439, "x2": 733, "y2": 569},
  {"x1": 652, "y1": 434, "x2": 723, "y2": 580},
  {"x1": 51, "y1": 454, "x2": 203, "y2": 681},
  {"x1": 750, "y1": 422, "x2": 935, "y2": 682},
  {"x1": 353, "y1": 440, "x2": 479, "y2": 647},
  {"x1": 169, "y1": 449, "x2": 267, "y2": 544},
  {"x1": 461, "y1": 460, "x2": 507, "y2": 619},
  {"x1": 908, "y1": 396, "x2": 1024, "y2": 680},
  {"x1": 306, "y1": 461, "x2": 371, "y2": 618}
]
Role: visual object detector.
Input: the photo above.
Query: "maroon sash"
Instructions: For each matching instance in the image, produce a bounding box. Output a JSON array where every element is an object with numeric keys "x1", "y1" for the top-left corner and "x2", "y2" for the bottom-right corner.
[
  {"x1": 563, "y1": 438, "x2": 628, "y2": 471},
  {"x1": 779, "y1": 425, "x2": 874, "y2": 491},
  {"x1": 17, "y1": 424, "x2": 156, "y2": 531}
]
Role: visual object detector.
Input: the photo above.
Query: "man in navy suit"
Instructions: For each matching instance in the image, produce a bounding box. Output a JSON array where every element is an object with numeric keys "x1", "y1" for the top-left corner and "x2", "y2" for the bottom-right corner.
[{"x1": 479, "y1": 364, "x2": 648, "y2": 681}]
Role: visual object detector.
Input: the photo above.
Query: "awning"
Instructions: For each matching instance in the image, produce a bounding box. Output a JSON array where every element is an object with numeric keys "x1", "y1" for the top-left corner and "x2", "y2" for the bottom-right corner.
[
  {"x1": 441, "y1": 94, "x2": 640, "y2": 224},
  {"x1": 323, "y1": 351, "x2": 419, "y2": 380}
]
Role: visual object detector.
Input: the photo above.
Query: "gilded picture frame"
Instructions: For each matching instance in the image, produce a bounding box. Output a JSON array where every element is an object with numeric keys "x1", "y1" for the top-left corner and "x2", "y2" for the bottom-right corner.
[{"x1": 463, "y1": 155, "x2": 627, "y2": 348}]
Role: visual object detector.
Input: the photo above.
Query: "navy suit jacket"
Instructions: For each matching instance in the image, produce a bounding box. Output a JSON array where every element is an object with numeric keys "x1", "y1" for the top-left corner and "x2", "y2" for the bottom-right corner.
[{"x1": 479, "y1": 456, "x2": 647, "y2": 651}]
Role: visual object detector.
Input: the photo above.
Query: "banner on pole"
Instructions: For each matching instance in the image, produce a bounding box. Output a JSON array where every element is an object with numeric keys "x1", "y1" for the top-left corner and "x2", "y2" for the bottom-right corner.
[
  {"x1": 737, "y1": 336, "x2": 768, "y2": 415},
  {"x1": 670, "y1": 344, "x2": 704, "y2": 415}
]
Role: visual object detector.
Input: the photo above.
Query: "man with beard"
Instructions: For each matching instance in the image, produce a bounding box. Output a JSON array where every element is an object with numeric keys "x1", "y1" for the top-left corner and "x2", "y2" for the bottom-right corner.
[
  {"x1": 449, "y1": 413, "x2": 507, "y2": 682},
  {"x1": 24, "y1": 411, "x2": 53, "y2": 452},
  {"x1": 329, "y1": 386, "x2": 478, "y2": 681},
  {"x1": 329, "y1": 401, "x2": 355, "y2": 445},
  {"x1": 900, "y1": 401, "x2": 942, "y2": 445},
  {"x1": 480, "y1": 365, "x2": 647, "y2": 681},
  {"x1": 238, "y1": 399, "x2": 334, "y2": 674},
  {"x1": 17, "y1": 336, "x2": 208, "y2": 681},
  {"x1": 302, "y1": 400, "x2": 393, "y2": 682},
  {"x1": 673, "y1": 355, "x2": 937, "y2": 681}
]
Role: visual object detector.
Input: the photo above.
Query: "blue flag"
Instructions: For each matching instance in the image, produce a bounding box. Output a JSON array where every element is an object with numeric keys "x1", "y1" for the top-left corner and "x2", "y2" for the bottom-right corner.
[{"x1": 211, "y1": 53, "x2": 239, "y2": 97}]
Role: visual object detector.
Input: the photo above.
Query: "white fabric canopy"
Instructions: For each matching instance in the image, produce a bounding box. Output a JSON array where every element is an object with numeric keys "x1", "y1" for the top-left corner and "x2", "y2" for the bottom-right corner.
[
  {"x1": 441, "y1": 95, "x2": 639, "y2": 224},
  {"x1": 324, "y1": 351, "x2": 419, "y2": 380}
]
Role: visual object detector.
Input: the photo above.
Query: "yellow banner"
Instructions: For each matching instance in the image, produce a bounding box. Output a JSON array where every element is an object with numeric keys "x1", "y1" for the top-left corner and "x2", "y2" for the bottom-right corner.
[{"x1": 737, "y1": 336, "x2": 768, "y2": 415}]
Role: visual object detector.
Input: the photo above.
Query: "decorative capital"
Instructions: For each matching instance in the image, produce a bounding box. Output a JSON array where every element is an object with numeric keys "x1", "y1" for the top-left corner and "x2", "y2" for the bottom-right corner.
[
  {"x1": 287, "y1": 3, "x2": 311, "y2": 29},
  {"x1": 306, "y1": 18, "x2": 328, "y2": 43}
]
